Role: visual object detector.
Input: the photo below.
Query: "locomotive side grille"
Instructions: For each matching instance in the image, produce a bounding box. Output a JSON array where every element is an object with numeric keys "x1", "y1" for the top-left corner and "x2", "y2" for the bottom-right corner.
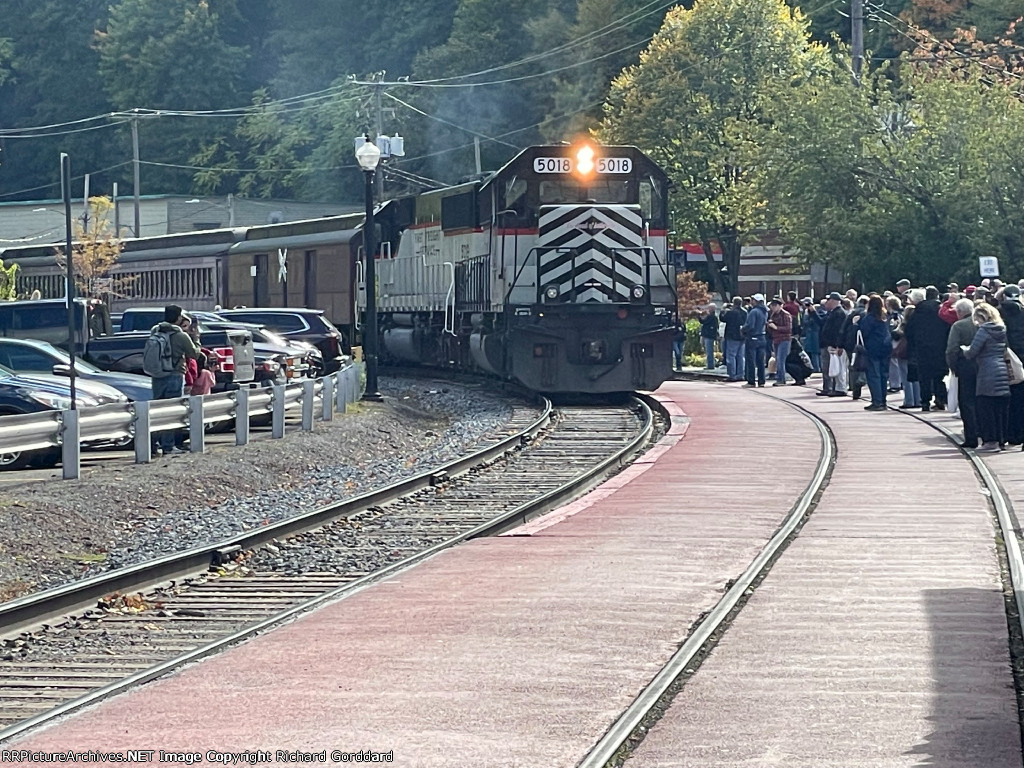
[{"x1": 538, "y1": 205, "x2": 644, "y2": 303}]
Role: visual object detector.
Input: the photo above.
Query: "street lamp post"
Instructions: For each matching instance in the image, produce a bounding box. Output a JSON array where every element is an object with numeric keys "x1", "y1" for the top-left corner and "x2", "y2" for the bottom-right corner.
[{"x1": 355, "y1": 137, "x2": 383, "y2": 402}]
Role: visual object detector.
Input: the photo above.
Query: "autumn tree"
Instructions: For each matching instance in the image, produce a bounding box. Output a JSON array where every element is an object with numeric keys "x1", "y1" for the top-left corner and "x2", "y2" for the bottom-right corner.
[
  {"x1": 598, "y1": 0, "x2": 827, "y2": 298},
  {"x1": 55, "y1": 197, "x2": 129, "y2": 299}
]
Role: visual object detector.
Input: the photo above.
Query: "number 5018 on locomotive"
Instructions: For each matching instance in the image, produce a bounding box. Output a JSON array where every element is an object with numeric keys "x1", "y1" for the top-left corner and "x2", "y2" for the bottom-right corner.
[{"x1": 363, "y1": 143, "x2": 677, "y2": 394}]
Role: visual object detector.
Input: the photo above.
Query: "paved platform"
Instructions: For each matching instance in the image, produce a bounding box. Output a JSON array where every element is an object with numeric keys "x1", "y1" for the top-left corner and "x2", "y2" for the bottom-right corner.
[
  {"x1": 628, "y1": 383, "x2": 1022, "y2": 767},
  {"x1": 11, "y1": 383, "x2": 823, "y2": 766}
]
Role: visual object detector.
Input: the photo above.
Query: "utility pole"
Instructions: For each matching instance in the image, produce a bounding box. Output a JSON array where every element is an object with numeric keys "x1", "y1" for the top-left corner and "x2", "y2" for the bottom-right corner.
[
  {"x1": 131, "y1": 113, "x2": 141, "y2": 238},
  {"x1": 374, "y1": 77, "x2": 385, "y2": 199},
  {"x1": 113, "y1": 182, "x2": 120, "y2": 237},
  {"x1": 81, "y1": 173, "x2": 90, "y2": 235},
  {"x1": 851, "y1": 0, "x2": 864, "y2": 84}
]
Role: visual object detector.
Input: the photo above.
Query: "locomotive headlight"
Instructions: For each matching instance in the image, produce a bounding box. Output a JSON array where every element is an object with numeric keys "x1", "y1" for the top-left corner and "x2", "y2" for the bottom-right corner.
[
  {"x1": 576, "y1": 145, "x2": 595, "y2": 177},
  {"x1": 544, "y1": 284, "x2": 560, "y2": 302},
  {"x1": 630, "y1": 284, "x2": 647, "y2": 302}
]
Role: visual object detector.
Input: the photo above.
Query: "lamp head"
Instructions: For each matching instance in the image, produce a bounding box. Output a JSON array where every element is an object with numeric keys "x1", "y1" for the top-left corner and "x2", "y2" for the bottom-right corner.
[{"x1": 355, "y1": 137, "x2": 381, "y2": 171}]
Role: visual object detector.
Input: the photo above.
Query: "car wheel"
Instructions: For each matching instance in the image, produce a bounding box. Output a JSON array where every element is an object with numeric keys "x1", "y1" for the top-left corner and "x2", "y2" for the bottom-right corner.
[{"x1": 0, "y1": 451, "x2": 32, "y2": 471}]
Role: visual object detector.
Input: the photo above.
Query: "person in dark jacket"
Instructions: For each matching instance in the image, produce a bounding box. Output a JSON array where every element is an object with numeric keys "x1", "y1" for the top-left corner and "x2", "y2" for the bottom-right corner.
[
  {"x1": 801, "y1": 297, "x2": 822, "y2": 372},
  {"x1": 904, "y1": 286, "x2": 950, "y2": 411},
  {"x1": 964, "y1": 302, "x2": 1010, "y2": 450},
  {"x1": 742, "y1": 294, "x2": 769, "y2": 387},
  {"x1": 999, "y1": 285, "x2": 1024, "y2": 443},
  {"x1": 699, "y1": 305, "x2": 719, "y2": 370},
  {"x1": 945, "y1": 298, "x2": 980, "y2": 448},
  {"x1": 785, "y1": 337, "x2": 813, "y2": 385},
  {"x1": 719, "y1": 297, "x2": 747, "y2": 382},
  {"x1": 840, "y1": 296, "x2": 868, "y2": 399},
  {"x1": 767, "y1": 297, "x2": 793, "y2": 386},
  {"x1": 816, "y1": 292, "x2": 847, "y2": 396},
  {"x1": 672, "y1": 317, "x2": 685, "y2": 371},
  {"x1": 857, "y1": 294, "x2": 893, "y2": 410}
]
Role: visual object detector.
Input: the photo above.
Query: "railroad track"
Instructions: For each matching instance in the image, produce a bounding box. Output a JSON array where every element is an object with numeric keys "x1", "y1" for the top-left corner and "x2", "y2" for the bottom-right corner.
[
  {"x1": 575, "y1": 389, "x2": 1024, "y2": 768},
  {"x1": 0, "y1": 397, "x2": 660, "y2": 742}
]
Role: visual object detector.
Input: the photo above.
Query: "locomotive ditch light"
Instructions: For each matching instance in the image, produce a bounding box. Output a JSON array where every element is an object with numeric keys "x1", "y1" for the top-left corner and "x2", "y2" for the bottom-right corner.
[
  {"x1": 630, "y1": 284, "x2": 647, "y2": 302},
  {"x1": 543, "y1": 284, "x2": 560, "y2": 302}
]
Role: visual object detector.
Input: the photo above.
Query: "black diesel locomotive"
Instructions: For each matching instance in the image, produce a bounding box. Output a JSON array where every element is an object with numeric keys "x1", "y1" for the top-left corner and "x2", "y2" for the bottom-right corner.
[{"x1": 366, "y1": 143, "x2": 676, "y2": 393}]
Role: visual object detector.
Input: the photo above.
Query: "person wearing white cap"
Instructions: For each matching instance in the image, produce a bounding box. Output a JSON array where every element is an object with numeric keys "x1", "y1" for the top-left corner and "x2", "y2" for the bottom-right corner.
[{"x1": 741, "y1": 294, "x2": 768, "y2": 387}]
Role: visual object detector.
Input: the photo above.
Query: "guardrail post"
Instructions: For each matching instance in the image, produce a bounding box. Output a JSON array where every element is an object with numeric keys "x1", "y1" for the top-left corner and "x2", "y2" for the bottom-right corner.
[
  {"x1": 322, "y1": 375, "x2": 334, "y2": 422},
  {"x1": 272, "y1": 384, "x2": 286, "y2": 439},
  {"x1": 134, "y1": 400, "x2": 152, "y2": 463},
  {"x1": 235, "y1": 389, "x2": 250, "y2": 446},
  {"x1": 335, "y1": 370, "x2": 347, "y2": 414},
  {"x1": 301, "y1": 379, "x2": 316, "y2": 431},
  {"x1": 61, "y1": 409, "x2": 80, "y2": 480},
  {"x1": 189, "y1": 395, "x2": 205, "y2": 453}
]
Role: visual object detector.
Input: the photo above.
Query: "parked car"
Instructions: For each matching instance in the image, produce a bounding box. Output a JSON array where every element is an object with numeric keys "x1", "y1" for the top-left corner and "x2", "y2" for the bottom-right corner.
[
  {"x1": 0, "y1": 298, "x2": 113, "y2": 353},
  {"x1": 0, "y1": 364, "x2": 129, "y2": 470},
  {"x1": 215, "y1": 308, "x2": 348, "y2": 372},
  {"x1": 0, "y1": 338, "x2": 152, "y2": 401},
  {"x1": 86, "y1": 329, "x2": 256, "y2": 391},
  {"x1": 202, "y1": 321, "x2": 320, "y2": 378},
  {"x1": 119, "y1": 308, "x2": 308, "y2": 381}
]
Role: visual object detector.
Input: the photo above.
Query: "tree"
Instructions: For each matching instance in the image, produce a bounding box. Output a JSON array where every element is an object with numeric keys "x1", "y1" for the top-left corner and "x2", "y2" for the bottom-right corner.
[
  {"x1": 54, "y1": 197, "x2": 129, "y2": 299},
  {"x1": 96, "y1": 0, "x2": 251, "y2": 193},
  {"x1": 599, "y1": 0, "x2": 827, "y2": 297}
]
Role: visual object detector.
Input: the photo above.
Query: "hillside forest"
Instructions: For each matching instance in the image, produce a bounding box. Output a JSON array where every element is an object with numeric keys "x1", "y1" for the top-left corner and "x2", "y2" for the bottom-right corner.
[{"x1": 0, "y1": 0, "x2": 1022, "y2": 287}]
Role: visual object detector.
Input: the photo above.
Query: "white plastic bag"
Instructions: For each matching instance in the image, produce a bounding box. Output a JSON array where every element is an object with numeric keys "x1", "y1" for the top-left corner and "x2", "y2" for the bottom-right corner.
[
  {"x1": 947, "y1": 372, "x2": 958, "y2": 415},
  {"x1": 828, "y1": 352, "x2": 842, "y2": 378}
]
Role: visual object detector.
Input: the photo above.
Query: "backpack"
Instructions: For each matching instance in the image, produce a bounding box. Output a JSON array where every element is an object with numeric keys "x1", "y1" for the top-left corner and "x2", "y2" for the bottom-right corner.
[{"x1": 142, "y1": 329, "x2": 176, "y2": 377}]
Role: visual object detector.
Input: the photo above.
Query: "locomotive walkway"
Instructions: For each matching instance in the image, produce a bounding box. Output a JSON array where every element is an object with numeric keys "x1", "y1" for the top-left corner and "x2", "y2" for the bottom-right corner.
[{"x1": 7, "y1": 382, "x2": 1023, "y2": 767}]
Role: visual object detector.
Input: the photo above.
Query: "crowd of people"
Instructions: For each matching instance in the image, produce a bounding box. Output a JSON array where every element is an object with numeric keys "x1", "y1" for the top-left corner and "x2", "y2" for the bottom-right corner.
[{"x1": 678, "y1": 278, "x2": 1024, "y2": 452}]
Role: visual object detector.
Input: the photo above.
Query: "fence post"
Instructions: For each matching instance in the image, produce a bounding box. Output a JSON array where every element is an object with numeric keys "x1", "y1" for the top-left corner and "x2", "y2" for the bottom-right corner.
[
  {"x1": 301, "y1": 379, "x2": 316, "y2": 430},
  {"x1": 61, "y1": 409, "x2": 80, "y2": 480},
  {"x1": 272, "y1": 384, "x2": 286, "y2": 439},
  {"x1": 189, "y1": 395, "x2": 205, "y2": 453},
  {"x1": 235, "y1": 389, "x2": 250, "y2": 446},
  {"x1": 134, "y1": 400, "x2": 152, "y2": 463},
  {"x1": 336, "y1": 369, "x2": 347, "y2": 414},
  {"x1": 322, "y1": 375, "x2": 334, "y2": 422}
]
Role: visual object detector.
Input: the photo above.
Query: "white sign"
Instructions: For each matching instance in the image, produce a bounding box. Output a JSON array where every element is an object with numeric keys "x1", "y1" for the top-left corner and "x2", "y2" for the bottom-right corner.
[
  {"x1": 532, "y1": 157, "x2": 633, "y2": 174},
  {"x1": 278, "y1": 248, "x2": 288, "y2": 283},
  {"x1": 979, "y1": 256, "x2": 999, "y2": 278}
]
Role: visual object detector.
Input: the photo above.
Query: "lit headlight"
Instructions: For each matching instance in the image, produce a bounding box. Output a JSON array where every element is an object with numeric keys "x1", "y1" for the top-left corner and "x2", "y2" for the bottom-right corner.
[
  {"x1": 630, "y1": 284, "x2": 647, "y2": 301},
  {"x1": 26, "y1": 391, "x2": 73, "y2": 410},
  {"x1": 544, "y1": 284, "x2": 560, "y2": 301}
]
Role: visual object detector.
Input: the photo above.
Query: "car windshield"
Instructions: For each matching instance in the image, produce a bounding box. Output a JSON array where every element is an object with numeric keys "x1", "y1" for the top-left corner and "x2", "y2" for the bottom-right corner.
[{"x1": 0, "y1": 341, "x2": 103, "y2": 374}]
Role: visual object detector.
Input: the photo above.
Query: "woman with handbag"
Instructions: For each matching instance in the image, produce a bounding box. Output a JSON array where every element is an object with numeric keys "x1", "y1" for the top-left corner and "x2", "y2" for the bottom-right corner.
[
  {"x1": 857, "y1": 294, "x2": 894, "y2": 411},
  {"x1": 963, "y1": 302, "x2": 1011, "y2": 451}
]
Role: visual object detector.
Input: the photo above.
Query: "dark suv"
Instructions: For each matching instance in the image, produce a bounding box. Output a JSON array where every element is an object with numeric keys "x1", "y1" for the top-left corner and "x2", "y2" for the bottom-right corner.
[{"x1": 216, "y1": 309, "x2": 348, "y2": 372}]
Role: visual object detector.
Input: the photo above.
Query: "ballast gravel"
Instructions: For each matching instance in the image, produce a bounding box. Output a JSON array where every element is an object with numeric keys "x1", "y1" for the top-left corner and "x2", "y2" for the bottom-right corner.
[{"x1": 0, "y1": 378, "x2": 521, "y2": 602}]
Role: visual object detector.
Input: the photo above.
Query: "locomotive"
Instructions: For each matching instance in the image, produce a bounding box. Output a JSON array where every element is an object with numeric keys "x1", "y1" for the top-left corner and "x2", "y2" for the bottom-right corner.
[{"x1": 366, "y1": 143, "x2": 676, "y2": 393}]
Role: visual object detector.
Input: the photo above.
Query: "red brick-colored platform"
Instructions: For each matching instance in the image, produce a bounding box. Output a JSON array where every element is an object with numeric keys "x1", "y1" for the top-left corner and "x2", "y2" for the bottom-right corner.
[
  {"x1": 627, "y1": 384, "x2": 1022, "y2": 768},
  {"x1": 10, "y1": 383, "x2": 822, "y2": 766}
]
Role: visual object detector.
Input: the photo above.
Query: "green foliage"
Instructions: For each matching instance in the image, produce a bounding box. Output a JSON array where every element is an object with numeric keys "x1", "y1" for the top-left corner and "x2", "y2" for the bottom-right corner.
[
  {"x1": 683, "y1": 319, "x2": 704, "y2": 357},
  {"x1": 599, "y1": 0, "x2": 827, "y2": 297},
  {"x1": 0, "y1": 261, "x2": 18, "y2": 302}
]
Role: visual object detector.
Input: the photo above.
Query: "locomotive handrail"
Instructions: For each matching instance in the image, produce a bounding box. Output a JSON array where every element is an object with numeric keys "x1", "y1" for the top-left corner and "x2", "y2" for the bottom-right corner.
[{"x1": 443, "y1": 261, "x2": 456, "y2": 336}]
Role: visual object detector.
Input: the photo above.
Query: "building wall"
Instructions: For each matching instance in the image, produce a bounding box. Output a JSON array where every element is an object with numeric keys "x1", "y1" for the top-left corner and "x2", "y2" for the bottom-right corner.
[{"x1": 0, "y1": 196, "x2": 357, "y2": 246}]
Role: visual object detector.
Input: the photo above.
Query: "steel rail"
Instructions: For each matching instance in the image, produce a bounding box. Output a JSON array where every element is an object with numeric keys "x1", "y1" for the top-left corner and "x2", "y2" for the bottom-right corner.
[
  {"x1": 577, "y1": 393, "x2": 835, "y2": 768},
  {"x1": 0, "y1": 397, "x2": 657, "y2": 744},
  {"x1": 0, "y1": 398, "x2": 552, "y2": 637}
]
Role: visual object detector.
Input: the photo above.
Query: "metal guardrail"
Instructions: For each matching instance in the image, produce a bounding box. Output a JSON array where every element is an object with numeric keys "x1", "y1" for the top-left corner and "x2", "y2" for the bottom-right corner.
[{"x1": 0, "y1": 363, "x2": 364, "y2": 480}]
